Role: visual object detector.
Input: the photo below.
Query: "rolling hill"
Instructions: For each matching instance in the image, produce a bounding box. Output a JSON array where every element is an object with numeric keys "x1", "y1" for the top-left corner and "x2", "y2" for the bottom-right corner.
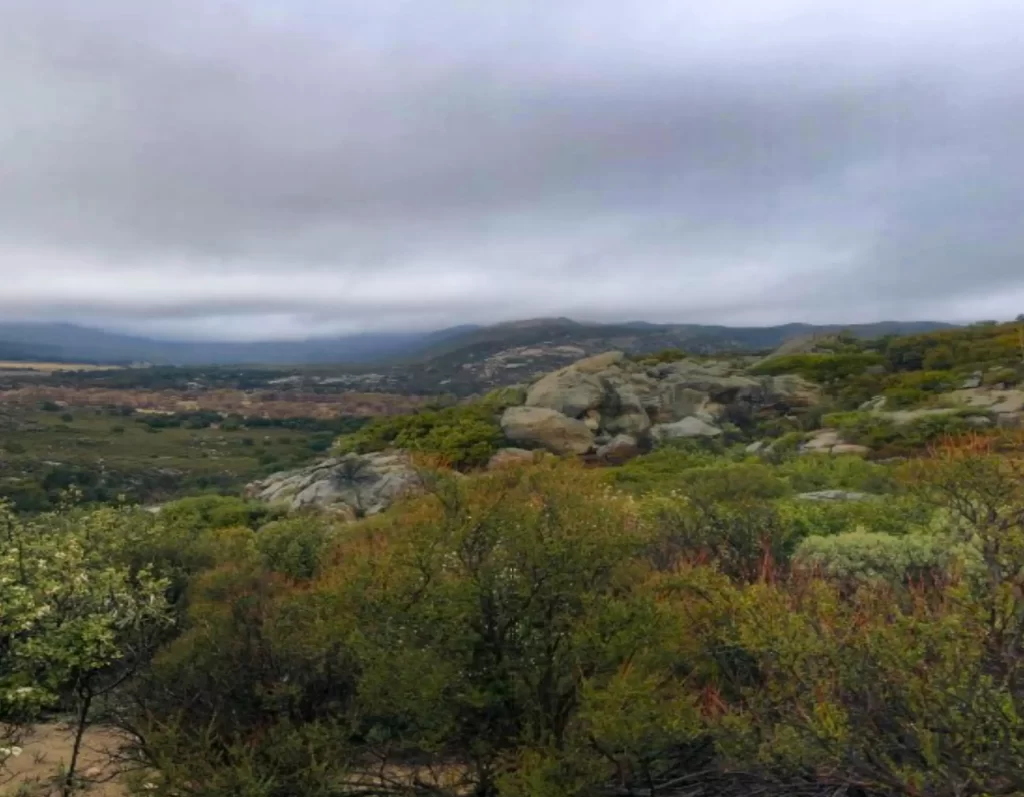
[{"x1": 0, "y1": 318, "x2": 957, "y2": 368}]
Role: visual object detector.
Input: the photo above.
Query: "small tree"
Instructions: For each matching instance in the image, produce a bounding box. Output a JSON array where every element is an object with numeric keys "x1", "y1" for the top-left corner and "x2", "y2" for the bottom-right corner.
[{"x1": 0, "y1": 503, "x2": 173, "y2": 795}]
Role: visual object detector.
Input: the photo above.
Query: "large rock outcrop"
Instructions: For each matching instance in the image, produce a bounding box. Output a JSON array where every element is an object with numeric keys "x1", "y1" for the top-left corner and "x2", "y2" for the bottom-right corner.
[
  {"x1": 651, "y1": 417, "x2": 723, "y2": 441},
  {"x1": 798, "y1": 429, "x2": 871, "y2": 456},
  {"x1": 500, "y1": 407, "x2": 595, "y2": 455},
  {"x1": 487, "y1": 447, "x2": 537, "y2": 469},
  {"x1": 498, "y1": 350, "x2": 820, "y2": 457},
  {"x1": 596, "y1": 434, "x2": 642, "y2": 464},
  {"x1": 246, "y1": 451, "x2": 420, "y2": 516}
]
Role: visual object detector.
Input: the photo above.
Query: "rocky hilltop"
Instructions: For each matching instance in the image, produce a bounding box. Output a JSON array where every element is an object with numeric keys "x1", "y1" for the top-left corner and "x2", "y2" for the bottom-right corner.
[{"x1": 246, "y1": 350, "x2": 819, "y2": 515}]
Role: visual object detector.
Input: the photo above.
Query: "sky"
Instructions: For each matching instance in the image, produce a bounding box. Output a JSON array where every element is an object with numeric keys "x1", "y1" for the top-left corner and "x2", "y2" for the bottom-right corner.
[{"x1": 1, "y1": 0, "x2": 1023, "y2": 341}]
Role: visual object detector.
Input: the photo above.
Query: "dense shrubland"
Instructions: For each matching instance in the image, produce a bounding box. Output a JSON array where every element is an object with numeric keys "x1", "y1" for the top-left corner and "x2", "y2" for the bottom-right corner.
[{"x1": 5, "y1": 431, "x2": 1024, "y2": 796}]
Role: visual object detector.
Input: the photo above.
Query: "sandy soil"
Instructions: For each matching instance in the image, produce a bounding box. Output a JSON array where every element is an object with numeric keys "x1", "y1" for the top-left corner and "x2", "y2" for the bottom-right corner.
[{"x1": 2, "y1": 725, "x2": 128, "y2": 796}]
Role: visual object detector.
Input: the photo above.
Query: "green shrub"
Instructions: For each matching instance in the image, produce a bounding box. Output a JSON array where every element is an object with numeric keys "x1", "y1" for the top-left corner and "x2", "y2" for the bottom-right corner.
[
  {"x1": 751, "y1": 353, "x2": 886, "y2": 383},
  {"x1": 793, "y1": 530, "x2": 964, "y2": 585},
  {"x1": 887, "y1": 369, "x2": 958, "y2": 392},
  {"x1": 777, "y1": 494, "x2": 933, "y2": 538},
  {"x1": 771, "y1": 431, "x2": 807, "y2": 454},
  {"x1": 880, "y1": 321, "x2": 1024, "y2": 373},
  {"x1": 822, "y1": 409, "x2": 988, "y2": 455},
  {"x1": 608, "y1": 447, "x2": 728, "y2": 492},
  {"x1": 159, "y1": 495, "x2": 285, "y2": 531},
  {"x1": 880, "y1": 370, "x2": 958, "y2": 408},
  {"x1": 334, "y1": 404, "x2": 503, "y2": 469},
  {"x1": 643, "y1": 493, "x2": 802, "y2": 578},
  {"x1": 776, "y1": 454, "x2": 897, "y2": 493},
  {"x1": 308, "y1": 434, "x2": 333, "y2": 452},
  {"x1": 635, "y1": 348, "x2": 689, "y2": 365},
  {"x1": 880, "y1": 386, "x2": 928, "y2": 409},
  {"x1": 479, "y1": 385, "x2": 528, "y2": 408},
  {"x1": 254, "y1": 516, "x2": 339, "y2": 580},
  {"x1": 983, "y1": 367, "x2": 1020, "y2": 386},
  {"x1": 674, "y1": 462, "x2": 790, "y2": 504}
]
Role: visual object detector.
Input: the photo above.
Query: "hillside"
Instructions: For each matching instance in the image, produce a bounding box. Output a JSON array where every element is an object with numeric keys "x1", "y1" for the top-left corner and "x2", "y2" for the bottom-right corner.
[
  {"x1": 7, "y1": 318, "x2": 1024, "y2": 797},
  {"x1": 383, "y1": 318, "x2": 960, "y2": 395},
  {"x1": 401, "y1": 318, "x2": 955, "y2": 362}
]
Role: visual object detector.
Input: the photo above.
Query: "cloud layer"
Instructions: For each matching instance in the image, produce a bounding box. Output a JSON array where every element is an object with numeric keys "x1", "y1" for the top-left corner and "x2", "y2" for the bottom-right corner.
[{"x1": 2, "y1": 0, "x2": 1023, "y2": 339}]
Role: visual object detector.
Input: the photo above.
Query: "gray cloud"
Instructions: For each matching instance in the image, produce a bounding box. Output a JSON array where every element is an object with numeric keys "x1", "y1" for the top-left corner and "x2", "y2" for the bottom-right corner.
[{"x1": 1, "y1": 0, "x2": 1023, "y2": 340}]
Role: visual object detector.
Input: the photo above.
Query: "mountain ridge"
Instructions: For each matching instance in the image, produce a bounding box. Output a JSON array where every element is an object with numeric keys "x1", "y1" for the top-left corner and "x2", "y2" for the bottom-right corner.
[{"x1": 0, "y1": 318, "x2": 959, "y2": 367}]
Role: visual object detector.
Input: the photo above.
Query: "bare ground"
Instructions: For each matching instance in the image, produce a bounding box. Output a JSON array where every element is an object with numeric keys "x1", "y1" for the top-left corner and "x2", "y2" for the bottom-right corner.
[{"x1": 2, "y1": 725, "x2": 128, "y2": 797}]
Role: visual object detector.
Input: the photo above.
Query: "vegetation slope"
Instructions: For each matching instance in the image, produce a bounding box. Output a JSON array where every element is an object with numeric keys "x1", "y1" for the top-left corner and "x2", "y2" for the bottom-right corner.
[{"x1": 2, "y1": 318, "x2": 1024, "y2": 797}]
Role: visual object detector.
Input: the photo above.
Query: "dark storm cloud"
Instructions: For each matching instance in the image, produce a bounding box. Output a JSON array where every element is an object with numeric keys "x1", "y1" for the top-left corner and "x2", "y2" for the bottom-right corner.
[{"x1": 1, "y1": 0, "x2": 1023, "y2": 339}]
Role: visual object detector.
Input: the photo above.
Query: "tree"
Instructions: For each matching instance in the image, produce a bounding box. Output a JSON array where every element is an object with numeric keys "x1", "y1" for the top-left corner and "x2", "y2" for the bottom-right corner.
[{"x1": 0, "y1": 503, "x2": 173, "y2": 795}]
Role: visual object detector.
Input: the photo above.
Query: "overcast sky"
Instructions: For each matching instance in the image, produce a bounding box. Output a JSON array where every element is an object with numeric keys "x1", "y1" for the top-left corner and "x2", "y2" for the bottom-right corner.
[{"x1": 2, "y1": 0, "x2": 1023, "y2": 340}]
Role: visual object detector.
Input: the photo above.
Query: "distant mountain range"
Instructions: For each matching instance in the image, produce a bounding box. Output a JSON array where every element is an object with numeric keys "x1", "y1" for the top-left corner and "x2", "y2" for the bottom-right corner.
[{"x1": 0, "y1": 318, "x2": 957, "y2": 367}]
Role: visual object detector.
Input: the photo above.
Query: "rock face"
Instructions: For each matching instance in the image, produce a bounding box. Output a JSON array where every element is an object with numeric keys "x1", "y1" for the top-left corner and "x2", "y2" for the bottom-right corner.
[
  {"x1": 797, "y1": 490, "x2": 876, "y2": 502},
  {"x1": 830, "y1": 443, "x2": 873, "y2": 456},
  {"x1": 596, "y1": 434, "x2": 642, "y2": 464},
  {"x1": 500, "y1": 407, "x2": 595, "y2": 455},
  {"x1": 651, "y1": 417, "x2": 723, "y2": 441},
  {"x1": 951, "y1": 387, "x2": 1024, "y2": 422},
  {"x1": 487, "y1": 447, "x2": 537, "y2": 469},
  {"x1": 800, "y1": 429, "x2": 870, "y2": 456},
  {"x1": 501, "y1": 350, "x2": 821, "y2": 457},
  {"x1": 526, "y1": 367, "x2": 608, "y2": 419},
  {"x1": 246, "y1": 452, "x2": 420, "y2": 516},
  {"x1": 801, "y1": 429, "x2": 841, "y2": 452}
]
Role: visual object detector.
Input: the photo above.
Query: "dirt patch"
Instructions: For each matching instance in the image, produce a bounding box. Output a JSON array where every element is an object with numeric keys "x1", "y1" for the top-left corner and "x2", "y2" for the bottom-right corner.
[{"x1": 2, "y1": 725, "x2": 128, "y2": 796}]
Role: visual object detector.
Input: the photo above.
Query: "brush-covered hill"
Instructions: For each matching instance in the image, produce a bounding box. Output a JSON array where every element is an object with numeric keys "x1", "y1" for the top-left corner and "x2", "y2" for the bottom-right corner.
[{"x1": 379, "y1": 318, "x2": 959, "y2": 395}]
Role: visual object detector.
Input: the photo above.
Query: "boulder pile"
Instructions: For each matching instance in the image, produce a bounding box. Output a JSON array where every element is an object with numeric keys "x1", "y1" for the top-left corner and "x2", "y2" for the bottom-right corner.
[{"x1": 499, "y1": 351, "x2": 819, "y2": 461}]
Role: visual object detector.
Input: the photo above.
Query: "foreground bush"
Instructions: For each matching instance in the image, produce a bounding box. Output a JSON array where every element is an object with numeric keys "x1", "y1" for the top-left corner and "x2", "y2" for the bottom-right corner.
[{"x1": 120, "y1": 463, "x2": 713, "y2": 797}]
